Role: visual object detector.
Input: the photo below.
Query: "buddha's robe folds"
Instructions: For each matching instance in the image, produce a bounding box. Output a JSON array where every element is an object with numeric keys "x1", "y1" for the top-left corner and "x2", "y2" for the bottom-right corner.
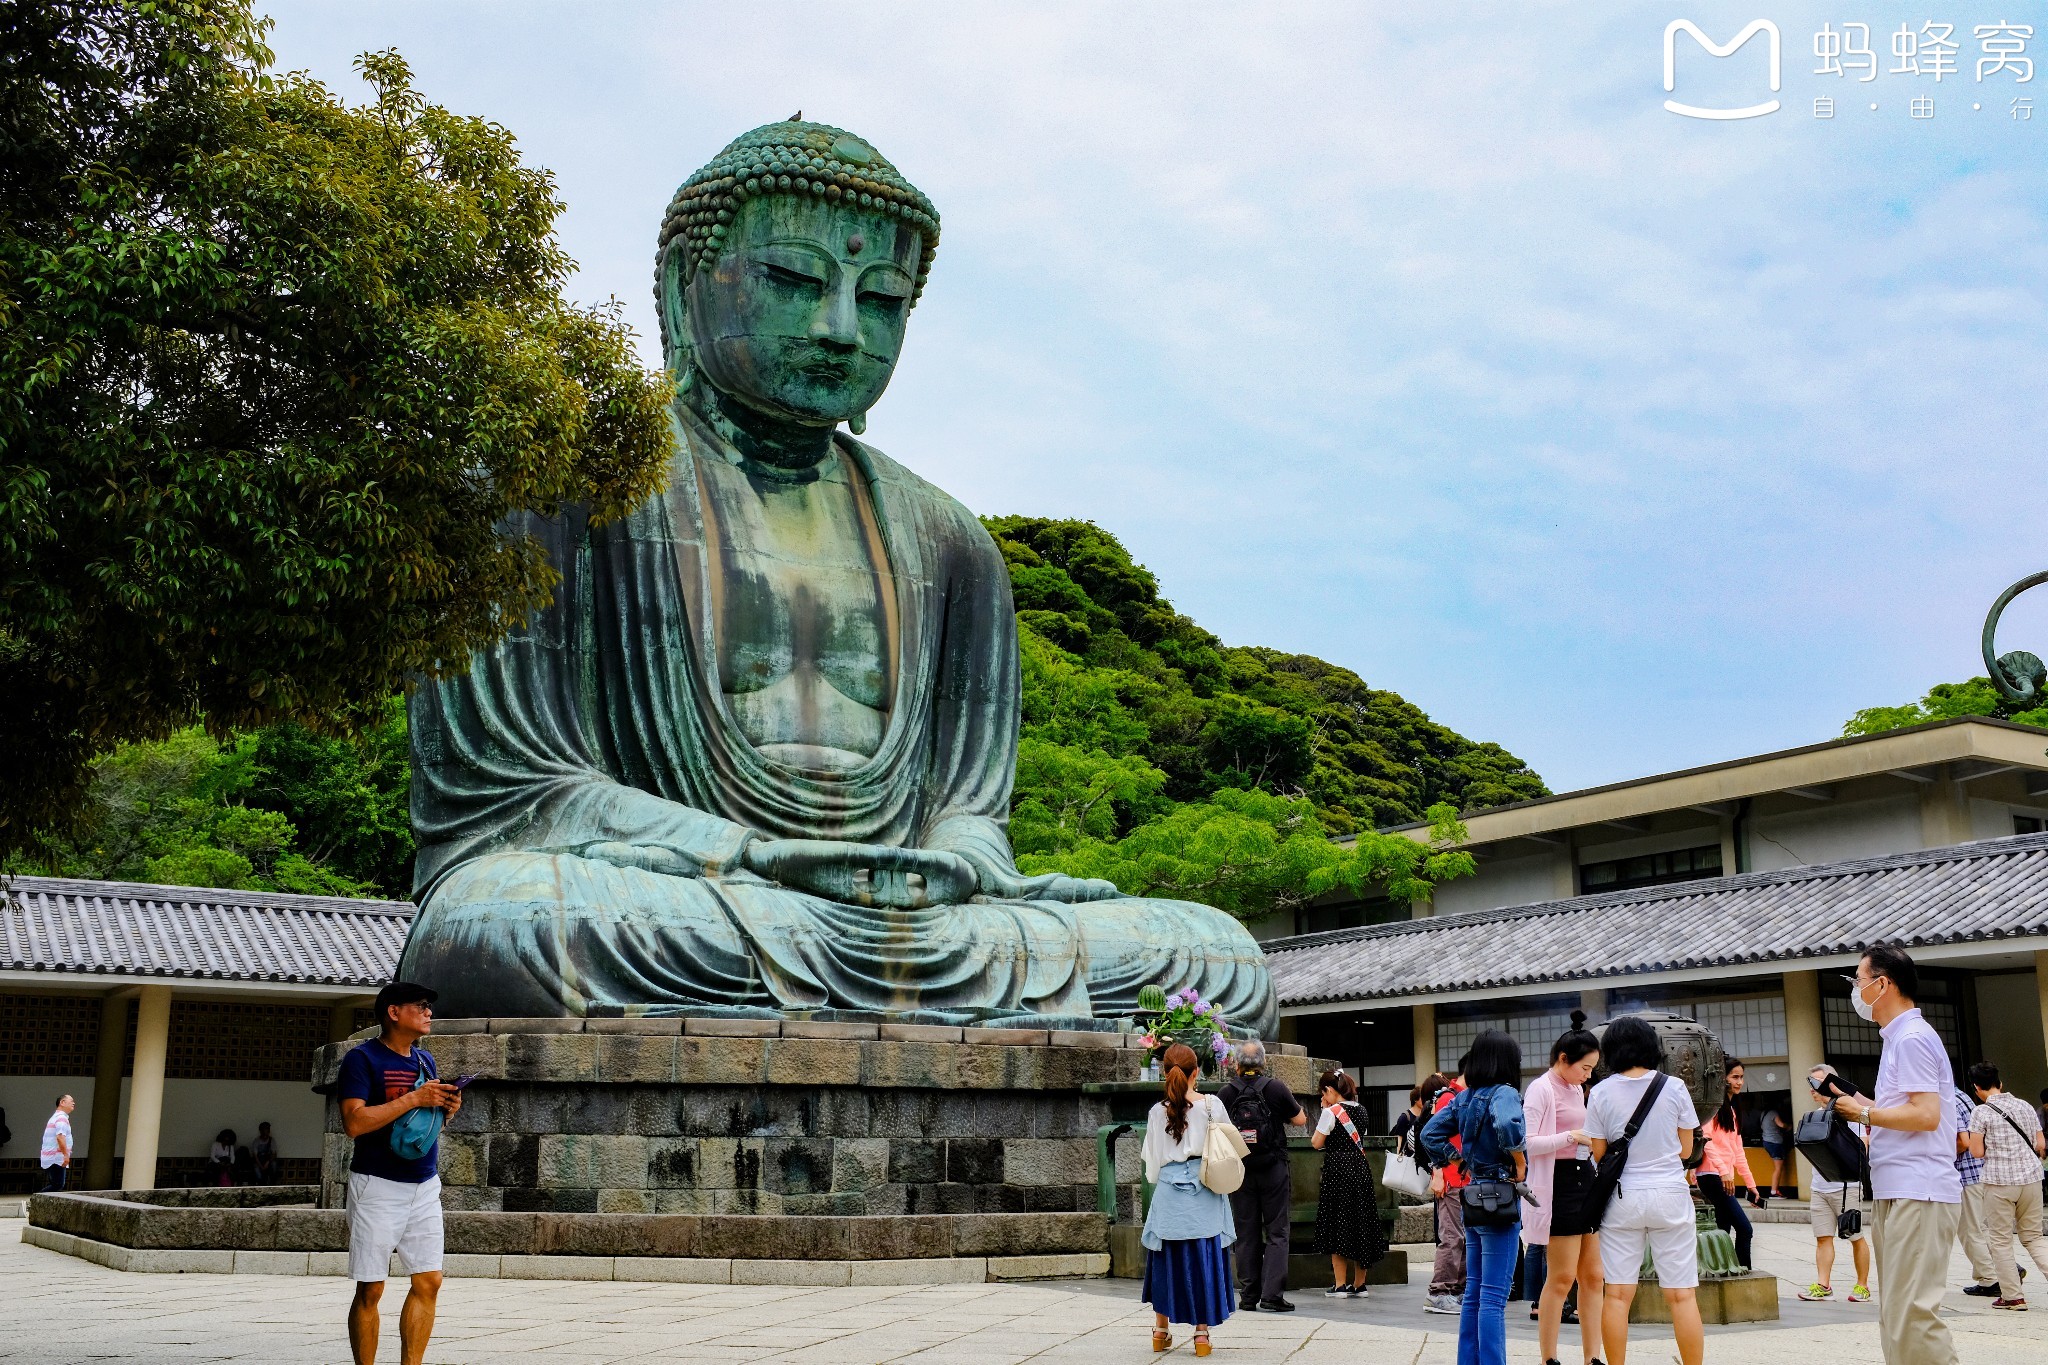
[{"x1": 398, "y1": 416, "x2": 1277, "y2": 1035}]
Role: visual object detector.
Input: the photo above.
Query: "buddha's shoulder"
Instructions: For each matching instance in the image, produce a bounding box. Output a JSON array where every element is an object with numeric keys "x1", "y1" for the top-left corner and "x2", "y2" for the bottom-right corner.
[{"x1": 842, "y1": 439, "x2": 997, "y2": 545}]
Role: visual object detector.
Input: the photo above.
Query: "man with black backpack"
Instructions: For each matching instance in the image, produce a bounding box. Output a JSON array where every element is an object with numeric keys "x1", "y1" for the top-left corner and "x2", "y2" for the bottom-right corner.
[{"x1": 1219, "y1": 1040, "x2": 1306, "y2": 1312}]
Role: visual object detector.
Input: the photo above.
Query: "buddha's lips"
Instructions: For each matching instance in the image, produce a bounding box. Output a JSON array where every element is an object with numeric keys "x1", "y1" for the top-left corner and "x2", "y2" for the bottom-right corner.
[{"x1": 798, "y1": 356, "x2": 855, "y2": 382}]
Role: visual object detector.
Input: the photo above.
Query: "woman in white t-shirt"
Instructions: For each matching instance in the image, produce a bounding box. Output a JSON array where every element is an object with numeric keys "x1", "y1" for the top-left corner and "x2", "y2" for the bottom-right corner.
[
  {"x1": 1584, "y1": 1017, "x2": 1703, "y2": 1365},
  {"x1": 1139, "y1": 1042, "x2": 1241, "y2": 1357}
]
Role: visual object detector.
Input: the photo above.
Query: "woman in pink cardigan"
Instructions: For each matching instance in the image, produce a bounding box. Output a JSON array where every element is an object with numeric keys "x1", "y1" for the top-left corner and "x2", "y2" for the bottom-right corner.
[{"x1": 1524, "y1": 1013, "x2": 1605, "y2": 1365}]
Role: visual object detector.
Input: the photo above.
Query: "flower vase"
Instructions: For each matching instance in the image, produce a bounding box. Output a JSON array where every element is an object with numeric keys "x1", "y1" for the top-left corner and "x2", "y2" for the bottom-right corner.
[{"x1": 1171, "y1": 1027, "x2": 1223, "y2": 1076}]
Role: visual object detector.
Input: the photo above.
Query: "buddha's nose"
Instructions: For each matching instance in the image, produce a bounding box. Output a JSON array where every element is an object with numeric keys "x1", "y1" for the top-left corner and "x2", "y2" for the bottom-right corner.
[{"x1": 811, "y1": 280, "x2": 859, "y2": 350}]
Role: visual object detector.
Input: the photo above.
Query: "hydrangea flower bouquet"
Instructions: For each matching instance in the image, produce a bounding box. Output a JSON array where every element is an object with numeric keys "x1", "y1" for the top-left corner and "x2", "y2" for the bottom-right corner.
[{"x1": 1136, "y1": 986, "x2": 1232, "y2": 1075}]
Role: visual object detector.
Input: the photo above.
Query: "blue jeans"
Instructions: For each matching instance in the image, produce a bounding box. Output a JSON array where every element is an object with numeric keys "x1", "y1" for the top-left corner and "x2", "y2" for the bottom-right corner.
[
  {"x1": 1459, "y1": 1221, "x2": 1519, "y2": 1365},
  {"x1": 1521, "y1": 1241, "x2": 1547, "y2": 1301},
  {"x1": 1696, "y1": 1174, "x2": 1753, "y2": 1268}
]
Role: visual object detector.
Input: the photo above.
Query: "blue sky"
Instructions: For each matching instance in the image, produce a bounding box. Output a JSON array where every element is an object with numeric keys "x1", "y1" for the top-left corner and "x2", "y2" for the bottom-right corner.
[{"x1": 261, "y1": 2, "x2": 2048, "y2": 795}]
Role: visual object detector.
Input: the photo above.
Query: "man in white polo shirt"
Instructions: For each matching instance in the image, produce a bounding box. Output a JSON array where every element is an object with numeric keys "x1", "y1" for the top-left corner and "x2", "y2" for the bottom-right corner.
[{"x1": 1833, "y1": 944, "x2": 1960, "y2": 1365}]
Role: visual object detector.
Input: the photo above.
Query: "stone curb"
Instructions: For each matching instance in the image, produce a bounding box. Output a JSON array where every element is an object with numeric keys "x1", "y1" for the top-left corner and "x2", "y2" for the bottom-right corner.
[{"x1": 20, "y1": 1225, "x2": 1107, "y2": 1284}]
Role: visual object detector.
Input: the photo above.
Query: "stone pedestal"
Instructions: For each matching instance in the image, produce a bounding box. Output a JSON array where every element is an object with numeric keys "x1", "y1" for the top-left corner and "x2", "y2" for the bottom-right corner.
[
  {"x1": 1629, "y1": 1271, "x2": 1780, "y2": 1324},
  {"x1": 313, "y1": 1019, "x2": 1318, "y2": 1221}
]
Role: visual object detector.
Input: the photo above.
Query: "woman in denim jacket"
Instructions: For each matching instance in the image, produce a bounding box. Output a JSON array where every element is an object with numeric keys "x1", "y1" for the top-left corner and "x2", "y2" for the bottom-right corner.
[{"x1": 1422, "y1": 1030, "x2": 1528, "y2": 1365}]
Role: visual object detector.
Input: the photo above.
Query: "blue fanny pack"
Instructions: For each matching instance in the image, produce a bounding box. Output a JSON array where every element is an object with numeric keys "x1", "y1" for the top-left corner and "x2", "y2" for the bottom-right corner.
[{"x1": 386, "y1": 1053, "x2": 441, "y2": 1162}]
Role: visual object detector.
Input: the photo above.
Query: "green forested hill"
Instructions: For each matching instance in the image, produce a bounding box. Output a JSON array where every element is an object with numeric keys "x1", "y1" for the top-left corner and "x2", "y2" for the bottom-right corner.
[
  {"x1": 990, "y1": 517, "x2": 1538, "y2": 919},
  {"x1": 990, "y1": 517, "x2": 1547, "y2": 832},
  {"x1": 10, "y1": 517, "x2": 1540, "y2": 921}
]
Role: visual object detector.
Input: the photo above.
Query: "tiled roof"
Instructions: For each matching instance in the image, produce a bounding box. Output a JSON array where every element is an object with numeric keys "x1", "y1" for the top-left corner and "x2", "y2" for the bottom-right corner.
[
  {"x1": 0, "y1": 875, "x2": 411, "y2": 988},
  {"x1": 1267, "y1": 833, "x2": 2048, "y2": 1008}
]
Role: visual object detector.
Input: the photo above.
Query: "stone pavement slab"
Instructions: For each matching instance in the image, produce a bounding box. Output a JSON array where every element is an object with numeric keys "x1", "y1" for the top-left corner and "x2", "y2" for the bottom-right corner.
[{"x1": 7, "y1": 1218, "x2": 2047, "y2": 1362}]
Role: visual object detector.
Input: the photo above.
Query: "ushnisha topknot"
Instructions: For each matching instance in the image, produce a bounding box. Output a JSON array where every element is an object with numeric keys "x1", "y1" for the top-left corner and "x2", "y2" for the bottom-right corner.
[{"x1": 656, "y1": 117, "x2": 941, "y2": 309}]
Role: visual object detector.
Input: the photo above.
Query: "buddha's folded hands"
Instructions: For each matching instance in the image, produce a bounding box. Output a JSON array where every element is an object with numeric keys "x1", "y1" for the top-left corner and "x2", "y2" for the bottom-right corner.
[{"x1": 741, "y1": 837, "x2": 978, "y2": 909}]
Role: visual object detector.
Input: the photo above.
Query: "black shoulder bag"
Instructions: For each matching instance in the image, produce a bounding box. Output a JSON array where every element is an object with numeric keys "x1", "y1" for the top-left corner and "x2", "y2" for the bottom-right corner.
[
  {"x1": 1456, "y1": 1086, "x2": 1527, "y2": 1229},
  {"x1": 1583, "y1": 1073, "x2": 1667, "y2": 1231},
  {"x1": 1794, "y1": 1098, "x2": 1870, "y2": 1197}
]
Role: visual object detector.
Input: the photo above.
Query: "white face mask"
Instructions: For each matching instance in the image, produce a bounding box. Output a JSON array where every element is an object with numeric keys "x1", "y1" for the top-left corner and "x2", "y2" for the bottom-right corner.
[{"x1": 1852, "y1": 977, "x2": 1882, "y2": 1022}]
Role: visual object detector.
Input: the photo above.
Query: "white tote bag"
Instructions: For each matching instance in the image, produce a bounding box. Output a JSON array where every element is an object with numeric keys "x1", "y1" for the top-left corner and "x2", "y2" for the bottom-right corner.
[
  {"x1": 1382, "y1": 1140, "x2": 1432, "y2": 1199},
  {"x1": 1200, "y1": 1094, "x2": 1251, "y2": 1194}
]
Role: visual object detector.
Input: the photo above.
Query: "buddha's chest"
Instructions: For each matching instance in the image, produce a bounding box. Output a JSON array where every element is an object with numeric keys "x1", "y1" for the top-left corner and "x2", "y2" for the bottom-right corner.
[{"x1": 696, "y1": 455, "x2": 896, "y2": 769}]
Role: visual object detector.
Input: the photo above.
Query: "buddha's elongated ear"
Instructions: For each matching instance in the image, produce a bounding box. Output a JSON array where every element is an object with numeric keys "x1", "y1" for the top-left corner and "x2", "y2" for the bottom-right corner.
[{"x1": 655, "y1": 238, "x2": 695, "y2": 379}]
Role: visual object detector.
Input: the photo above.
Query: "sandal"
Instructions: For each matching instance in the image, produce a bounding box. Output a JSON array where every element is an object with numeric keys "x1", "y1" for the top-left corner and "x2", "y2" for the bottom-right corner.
[
  {"x1": 1194, "y1": 1327, "x2": 1212, "y2": 1358},
  {"x1": 1152, "y1": 1329, "x2": 1172, "y2": 1352}
]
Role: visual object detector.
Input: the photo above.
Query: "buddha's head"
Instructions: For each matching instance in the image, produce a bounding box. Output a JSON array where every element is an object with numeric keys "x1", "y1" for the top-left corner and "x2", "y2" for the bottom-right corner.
[{"x1": 656, "y1": 119, "x2": 939, "y2": 433}]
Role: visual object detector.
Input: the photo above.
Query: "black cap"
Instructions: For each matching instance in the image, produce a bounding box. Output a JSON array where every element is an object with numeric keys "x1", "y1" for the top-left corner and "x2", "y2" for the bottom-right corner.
[{"x1": 374, "y1": 981, "x2": 438, "y2": 1027}]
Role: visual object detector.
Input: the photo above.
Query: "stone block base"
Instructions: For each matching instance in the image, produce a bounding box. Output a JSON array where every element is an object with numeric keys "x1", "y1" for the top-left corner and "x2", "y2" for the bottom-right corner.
[
  {"x1": 20, "y1": 1224, "x2": 1108, "y2": 1284},
  {"x1": 1392, "y1": 1202, "x2": 1434, "y2": 1244},
  {"x1": 28, "y1": 1189, "x2": 1108, "y2": 1263},
  {"x1": 1628, "y1": 1271, "x2": 1779, "y2": 1324},
  {"x1": 311, "y1": 1026, "x2": 1318, "y2": 1218}
]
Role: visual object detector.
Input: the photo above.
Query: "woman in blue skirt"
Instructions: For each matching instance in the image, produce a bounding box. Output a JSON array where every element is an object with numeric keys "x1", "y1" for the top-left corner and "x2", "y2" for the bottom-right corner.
[{"x1": 1141, "y1": 1042, "x2": 1238, "y2": 1356}]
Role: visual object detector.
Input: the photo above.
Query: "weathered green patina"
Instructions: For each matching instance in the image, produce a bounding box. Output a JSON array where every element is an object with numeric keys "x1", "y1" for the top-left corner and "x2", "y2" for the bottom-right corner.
[{"x1": 397, "y1": 120, "x2": 1277, "y2": 1033}]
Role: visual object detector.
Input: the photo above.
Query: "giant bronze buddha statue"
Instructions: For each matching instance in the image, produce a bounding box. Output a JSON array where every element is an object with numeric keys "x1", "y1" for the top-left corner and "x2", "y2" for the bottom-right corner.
[{"x1": 397, "y1": 119, "x2": 1277, "y2": 1034}]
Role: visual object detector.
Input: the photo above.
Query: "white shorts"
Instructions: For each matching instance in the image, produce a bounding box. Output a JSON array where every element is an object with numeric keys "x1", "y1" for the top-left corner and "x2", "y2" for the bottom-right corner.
[
  {"x1": 1598, "y1": 1186, "x2": 1699, "y2": 1289},
  {"x1": 347, "y1": 1173, "x2": 444, "y2": 1282}
]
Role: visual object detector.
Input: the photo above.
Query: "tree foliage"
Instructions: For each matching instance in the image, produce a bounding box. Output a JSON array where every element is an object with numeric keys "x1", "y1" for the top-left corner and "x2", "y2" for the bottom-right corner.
[
  {"x1": 994, "y1": 517, "x2": 1536, "y2": 920},
  {"x1": 1842, "y1": 676, "x2": 2048, "y2": 737},
  {"x1": 990, "y1": 517, "x2": 1548, "y2": 832},
  {"x1": 0, "y1": 0, "x2": 673, "y2": 851},
  {"x1": 4, "y1": 699, "x2": 412, "y2": 897}
]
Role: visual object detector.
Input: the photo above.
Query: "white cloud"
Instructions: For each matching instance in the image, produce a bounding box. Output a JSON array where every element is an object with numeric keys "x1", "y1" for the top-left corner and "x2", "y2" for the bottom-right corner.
[{"x1": 262, "y1": 0, "x2": 2048, "y2": 792}]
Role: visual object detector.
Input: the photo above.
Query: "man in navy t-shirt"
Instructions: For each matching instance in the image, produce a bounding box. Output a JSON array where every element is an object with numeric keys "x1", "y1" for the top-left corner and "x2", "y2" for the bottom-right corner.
[{"x1": 339, "y1": 981, "x2": 461, "y2": 1365}]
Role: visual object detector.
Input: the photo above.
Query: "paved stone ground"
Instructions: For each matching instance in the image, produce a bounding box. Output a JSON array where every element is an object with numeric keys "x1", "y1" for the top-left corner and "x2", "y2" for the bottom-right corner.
[{"x1": 5, "y1": 1218, "x2": 2044, "y2": 1362}]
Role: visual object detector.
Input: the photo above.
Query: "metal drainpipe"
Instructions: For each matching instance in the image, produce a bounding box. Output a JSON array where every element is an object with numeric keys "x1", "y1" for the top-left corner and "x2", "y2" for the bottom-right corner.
[{"x1": 1732, "y1": 797, "x2": 1752, "y2": 874}]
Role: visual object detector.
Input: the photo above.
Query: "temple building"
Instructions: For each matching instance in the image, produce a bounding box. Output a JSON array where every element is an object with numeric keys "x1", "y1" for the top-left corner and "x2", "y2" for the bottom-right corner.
[
  {"x1": 0, "y1": 881, "x2": 400, "y2": 1193},
  {"x1": 1268, "y1": 715, "x2": 2048, "y2": 1188}
]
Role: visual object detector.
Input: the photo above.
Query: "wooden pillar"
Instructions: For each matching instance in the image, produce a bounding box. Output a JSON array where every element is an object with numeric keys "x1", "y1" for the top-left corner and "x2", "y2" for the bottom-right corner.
[
  {"x1": 2037, "y1": 950, "x2": 2048, "y2": 1084},
  {"x1": 1414, "y1": 1002, "x2": 1438, "y2": 1084},
  {"x1": 84, "y1": 994, "x2": 131, "y2": 1189},
  {"x1": 1784, "y1": 969, "x2": 1825, "y2": 1197},
  {"x1": 120, "y1": 985, "x2": 173, "y2": 1191},
  {"x1": 1580, "y1": 988, "x2": 1610, "y2": 1025},
  {"x1": 329, "y1": 1000, "x2": 360, "y2": 1043}
]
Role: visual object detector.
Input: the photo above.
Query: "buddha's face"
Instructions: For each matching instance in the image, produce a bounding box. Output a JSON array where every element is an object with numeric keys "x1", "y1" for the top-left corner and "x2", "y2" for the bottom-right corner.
[{"x1": 684, "y1": 194, "x2": 921, "y2": 427}]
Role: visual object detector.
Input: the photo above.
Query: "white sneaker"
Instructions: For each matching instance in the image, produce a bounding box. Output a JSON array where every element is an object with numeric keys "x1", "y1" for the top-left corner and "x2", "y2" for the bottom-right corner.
[{"x1": 1424, "y1": 1293, "x2": 1461, "y2": 1314}]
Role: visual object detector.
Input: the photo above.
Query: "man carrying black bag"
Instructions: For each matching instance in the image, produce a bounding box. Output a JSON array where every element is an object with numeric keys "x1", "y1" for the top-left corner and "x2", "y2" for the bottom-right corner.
[
  {"x1": 1219, "y1": 1040, "x2": 1306, "y2": 1312},
  {"x1": 1796, "y1": 1064, "x2": 1872, "y2": 1302},
  {"x1": 1829, "y1": 945, "x2": 1960, "y2": 1365}
]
